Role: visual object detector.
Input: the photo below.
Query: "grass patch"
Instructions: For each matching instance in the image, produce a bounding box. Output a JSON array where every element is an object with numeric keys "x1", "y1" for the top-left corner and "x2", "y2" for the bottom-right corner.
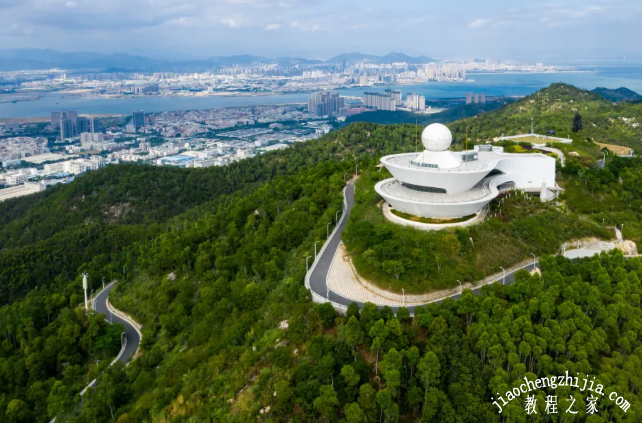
[{"x1": 390, "y1": 208, "x2": 476, "y2": 224}]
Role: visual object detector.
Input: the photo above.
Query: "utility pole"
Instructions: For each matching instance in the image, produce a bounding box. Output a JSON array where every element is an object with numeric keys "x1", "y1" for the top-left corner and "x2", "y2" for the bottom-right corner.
[
  {"x1": 531, "y1": 117, "x2": 534, "y2": 135},
  {"x1": 500, "y1": 267, "x2": 505, "y2": 285},
  {"x1": 82, "y1": 273, "x2": 89, "y2": 316}
]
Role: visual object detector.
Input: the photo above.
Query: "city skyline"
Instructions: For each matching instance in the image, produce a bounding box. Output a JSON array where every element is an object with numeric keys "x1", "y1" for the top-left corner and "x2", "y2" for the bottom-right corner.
[{"x1": 0, "y1": 0, "x2": 641, "y2": 62}]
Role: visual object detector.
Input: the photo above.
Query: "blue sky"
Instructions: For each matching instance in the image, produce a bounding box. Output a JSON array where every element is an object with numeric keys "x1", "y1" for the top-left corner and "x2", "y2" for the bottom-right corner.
[{"x1": 0, "y1": 0, "x2": 640, "y2": 62}]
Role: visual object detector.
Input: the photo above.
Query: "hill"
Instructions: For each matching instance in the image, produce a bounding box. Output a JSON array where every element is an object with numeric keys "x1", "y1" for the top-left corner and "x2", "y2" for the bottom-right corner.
[
  {"x1": 448, "y1": 83, "x2": 642, "y2": 148},
  {"x1": 0, "y1": 49, "x2": 437, "y2": 71},
  {"x1": 3, "y1": 87, "x2": 642, "y2": 422},
  {"x1": 326, "y1": 51, "x2": 436, "y2": 64},
  {"x1": 325, "y1": 52, "x2": 382, "y2": 64},
  {"x1": 593, "y1": 86, "x2": 642, "y2": 102}
]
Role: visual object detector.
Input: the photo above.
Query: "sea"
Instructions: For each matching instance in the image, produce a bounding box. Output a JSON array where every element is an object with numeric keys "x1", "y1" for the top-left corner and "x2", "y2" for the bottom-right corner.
[{"x1": 1, "y1": 65, "x2": 641, "y2": 119}]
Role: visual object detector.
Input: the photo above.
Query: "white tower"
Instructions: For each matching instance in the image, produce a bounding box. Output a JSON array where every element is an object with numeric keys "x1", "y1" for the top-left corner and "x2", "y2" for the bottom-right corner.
[{"x1": 82, "y1": 273, "x2": 89, "y2": 315}]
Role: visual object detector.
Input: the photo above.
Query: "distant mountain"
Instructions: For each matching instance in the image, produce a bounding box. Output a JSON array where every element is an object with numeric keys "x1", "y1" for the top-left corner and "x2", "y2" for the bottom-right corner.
[
  {"x1": 592, "y1": 87, "x2": 642, "y2": 102},
  {"x1": 325, "y1": 51, "x2": 436, "y2": 65},
  {"x1": 276, "y1": 57, "x2": 324, "y2": 66},
  {"x1": 379, "y1": 52, "x2": 436, "y2": 64},
  {"x1": 0, "y1": 49, "x2": 437, "y2": 71},
  {"x1": 0, "y1": 49, "x2": 163, "y2": 71},
  {"x1": 325, "y1": 52, "x2": 381, "y2": 64}
]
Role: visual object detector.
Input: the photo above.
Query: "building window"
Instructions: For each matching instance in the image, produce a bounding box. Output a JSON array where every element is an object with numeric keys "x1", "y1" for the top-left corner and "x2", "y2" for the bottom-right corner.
[{"x1": 401, "y1": 182, "x2": 447, "y2": 193}]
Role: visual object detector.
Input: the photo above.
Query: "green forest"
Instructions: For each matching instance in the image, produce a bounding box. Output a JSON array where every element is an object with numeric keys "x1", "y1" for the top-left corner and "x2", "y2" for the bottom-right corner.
[
  {"x1": 448, "y1": 83, "x2": 642, "y2": 149},
  {"x1": 0, "y1": 83, "x2": 641, "y2": 422}
]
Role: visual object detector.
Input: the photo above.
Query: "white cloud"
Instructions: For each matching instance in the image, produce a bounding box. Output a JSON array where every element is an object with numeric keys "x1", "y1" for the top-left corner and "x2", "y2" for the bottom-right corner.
[
  {"x1": 540, "y1": 17, "x2": 550, "y2": 23},
  {"x1": 468, "y1": 18, "x2": 490, "y2": 29},
  {"x1": 220, "y1": 18, "x2": 238, "y2": 28},
  {"x1": 64, "y1": 1, "x2": 77, "y2": 7},
  {"x1": 265, "y1": 23, "x2": 280, "y2": 30},
  {"x1": 290, "y1": 21, "x2": 320, "y2": 31}
]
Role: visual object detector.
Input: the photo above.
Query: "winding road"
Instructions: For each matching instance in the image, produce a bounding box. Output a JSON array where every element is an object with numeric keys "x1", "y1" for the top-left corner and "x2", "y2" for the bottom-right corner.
[
  {"x1": 50, "y1": 282, "x2": 142, "y2": 422},
  {"x1": 93, "y1": 282, "x2": 141, "y2": 364},
  {"x1": 307, "y1": 179, "x2": 540, "y2": 314}
]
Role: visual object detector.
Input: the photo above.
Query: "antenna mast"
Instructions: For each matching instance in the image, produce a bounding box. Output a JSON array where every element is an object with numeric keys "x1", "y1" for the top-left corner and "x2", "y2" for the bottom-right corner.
[{"x1": 82, "y1": 272, "x2": 89, "y2": 316}]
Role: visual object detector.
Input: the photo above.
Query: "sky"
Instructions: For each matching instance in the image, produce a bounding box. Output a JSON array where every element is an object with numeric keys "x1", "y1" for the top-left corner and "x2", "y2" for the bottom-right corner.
[{"x1": 0, "y1": 0, "x2": 640, "y2": 62}]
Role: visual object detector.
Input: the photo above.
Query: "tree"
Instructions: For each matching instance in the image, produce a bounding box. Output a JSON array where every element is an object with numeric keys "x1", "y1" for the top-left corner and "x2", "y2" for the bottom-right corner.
[
  {"x1": 358, "y1": 384, "x2": 378, "y2": 422},
  {"x1": 6, "y1": 399, "x2": 31, "y2": 423},
  {"x1": 382, "y1": 260, "x2": 404, "y2": 281},
  {"x1": 572, "y1": 111, "x2": 583, "y2": 132},
  {"x1": 369, "y1": 319, "x2": 389, "y2": 374},
  {"x1": 417, "y1": 351, "x2": 441, "y2": 416},
  {"x1": 344, "y1": 316, "x2": 364, "y2": 362},
  {"x1": 347, "y1": 302, "x2": 360, "y2": 319},
  {"x1": 344, "y1": 402, "x2": 366, "y2": 423},
  {"x1": 314, "y1": 385, "x2": 339, "y2": 421},
  {"x1": 317, "y1": 302, "x2": 337, "y2": 328},
  {"x1": 341, "y1": 365, "x2": 360, "y2": 387}
]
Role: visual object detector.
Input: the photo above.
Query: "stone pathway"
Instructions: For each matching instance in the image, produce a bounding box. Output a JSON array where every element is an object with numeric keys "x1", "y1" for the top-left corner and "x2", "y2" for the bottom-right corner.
[{"x1": 328, "y1": 242, "x2": 535, "y2": 306}]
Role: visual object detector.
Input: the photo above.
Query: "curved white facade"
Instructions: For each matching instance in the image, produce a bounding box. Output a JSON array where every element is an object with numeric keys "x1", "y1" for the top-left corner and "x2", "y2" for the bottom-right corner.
[{"x1": 376, "y1": 124, "x2": 557, "y2": 219}]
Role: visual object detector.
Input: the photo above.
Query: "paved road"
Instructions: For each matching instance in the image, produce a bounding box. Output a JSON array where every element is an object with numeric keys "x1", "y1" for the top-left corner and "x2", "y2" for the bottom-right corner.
[
  {"x1": 307, "y1": 179, "x2": 541, "y2": 313},
  {"x1": 93, "y1": 283, "x2": 140, "y2": 363},
  {"x1": 49, "y1": 283, "x2": 142, "y2": 422}
]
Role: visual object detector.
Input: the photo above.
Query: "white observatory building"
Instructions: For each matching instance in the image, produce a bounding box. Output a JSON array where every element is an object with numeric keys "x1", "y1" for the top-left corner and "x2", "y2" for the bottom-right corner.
[{"x1": 375, "y1": 123, "x2": 557, "y2": 219}]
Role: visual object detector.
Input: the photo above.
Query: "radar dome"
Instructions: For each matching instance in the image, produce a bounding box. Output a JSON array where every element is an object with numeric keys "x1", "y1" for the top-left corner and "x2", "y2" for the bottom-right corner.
[{"x1": 421, "y1": 123, "x2": 452, "y2": 151}]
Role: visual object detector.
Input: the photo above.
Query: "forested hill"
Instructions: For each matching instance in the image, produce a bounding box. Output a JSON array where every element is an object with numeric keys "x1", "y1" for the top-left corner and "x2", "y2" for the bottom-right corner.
[
  {"x1": 448, "y1": 83, "x2": 642, "y2": 148},
  {"x1": 593, "y1": 87, "x2": 642, "y2": 103},
  {"x1": 3, "y1": 85, "x2": 642, "y2": 422}
]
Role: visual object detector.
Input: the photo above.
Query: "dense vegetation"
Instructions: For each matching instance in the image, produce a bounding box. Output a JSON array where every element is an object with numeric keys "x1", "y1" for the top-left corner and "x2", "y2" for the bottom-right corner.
[
  {"x1": 449, "y1": 83, "x2": 642, "y2": 149},
  {"x1": 343, "y1": 169, "x2": 610, "y2": 293},
  {"x1": 592, "y1": 87, "x2": 642, "y2": 103},
  {"x1": 0, "y1": 287, "x2": 125, "y2": 422},
  {"x1": 562, "y1": 155, "x2": 642, "y2": 248},
  {"x1": 0, "y1": 83, "x2": 641, "y2": 422}
]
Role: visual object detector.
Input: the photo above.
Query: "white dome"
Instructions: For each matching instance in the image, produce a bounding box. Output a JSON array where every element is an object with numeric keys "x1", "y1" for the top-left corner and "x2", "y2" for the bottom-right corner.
[{"x1": 421, "y1": 123, "x2": 452, "y2": 151}]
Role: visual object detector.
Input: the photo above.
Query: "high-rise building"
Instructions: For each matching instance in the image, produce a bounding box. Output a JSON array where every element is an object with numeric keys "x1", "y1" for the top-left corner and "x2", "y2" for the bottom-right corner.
[
  {"x1": 466, "y1": 93, "x2": 472, "y2": 105},
  {"x1": 364, "y1": 92, "x2": 396, "y2": 111},
  {"x1": 307, "y1": 92, "x2": 344, "y2": 117},
  {"x1": 384, "y1": 90, "x2": 402, "y2": 106},
  {"x1": 65, "y1": 110, "x2": 78, "y2": 123},
  {"x1": 60, "y1": 118, "x2": 74, "y2": 140},
  {"x1": 308, "y1": 96, "x2": 317, "y2": 114},
  {"x1": 51, "y1": 110, "x2": 78, "y2": 127},
  {"x1": 132, "y1": 111, "x2": 145, "y2": 129},
  {"x1": 90, "y1": 117, "x2": 100, "y2": 133},
  {"x1": 481, "y1": 93, "x2": 486, "y2": 104},
  {"x1": 405, "y1": 93, "x2": 425, "y2": 111},
  {"x1": 76, "y1": 116, "x2": 90, "y2": 134},
  {"x1": 474, "y1": 93, "x2": 479, "y2": 104}
]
